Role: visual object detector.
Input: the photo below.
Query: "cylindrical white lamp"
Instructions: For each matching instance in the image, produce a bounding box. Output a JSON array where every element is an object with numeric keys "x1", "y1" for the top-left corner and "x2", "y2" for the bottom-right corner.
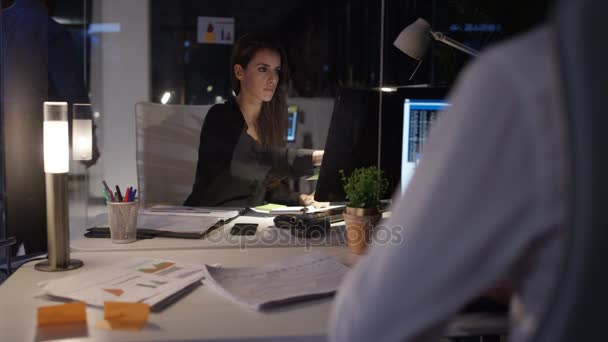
[
  {"x1": 35, "y1": 101, "x2": 83, "y2": 272},
  {"x1": 72, "y1": 103, "x2": 93, "y2": 161}
]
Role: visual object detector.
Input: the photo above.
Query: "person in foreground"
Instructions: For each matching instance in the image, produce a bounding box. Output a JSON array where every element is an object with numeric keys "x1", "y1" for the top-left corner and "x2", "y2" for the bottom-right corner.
[
  {"x1": 329, "y1": 22, "x2": 567, "y2": 342},
  {"x1": 184, "y1": 33, "x2": 324, "y2": 207}
]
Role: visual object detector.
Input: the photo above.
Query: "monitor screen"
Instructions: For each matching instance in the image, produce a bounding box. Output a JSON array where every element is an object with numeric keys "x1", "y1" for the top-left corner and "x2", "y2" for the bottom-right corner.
[
  {"x1": 400, "y1": 99, "x2": 450, "y2": 194},
  {"x1": 286, "y1": 105, "x2": 298, "y2": 142},
  {"x1": 315, "y1": 88, "x2": 379, "y2": 202}
]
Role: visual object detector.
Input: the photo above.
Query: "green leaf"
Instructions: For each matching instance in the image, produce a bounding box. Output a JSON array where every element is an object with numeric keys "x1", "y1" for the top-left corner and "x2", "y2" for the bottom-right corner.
[{"x1": 340, "y1": 166, "x2": 389, "y2": 209}]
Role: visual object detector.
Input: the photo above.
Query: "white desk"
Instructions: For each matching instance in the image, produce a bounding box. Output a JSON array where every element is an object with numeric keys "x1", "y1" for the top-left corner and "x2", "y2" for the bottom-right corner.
[
  {"x1": 0, "y1": 246, "x2": 355, "y2": 342},
  {"x1": 2, "y1": 215, "x2": 508, "y2": 341}
]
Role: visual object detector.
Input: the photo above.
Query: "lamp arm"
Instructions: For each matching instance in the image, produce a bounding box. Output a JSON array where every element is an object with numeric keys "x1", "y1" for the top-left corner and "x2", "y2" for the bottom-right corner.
[{"x1": 430, "y1": 31, "x2": 480, "y2": 57}]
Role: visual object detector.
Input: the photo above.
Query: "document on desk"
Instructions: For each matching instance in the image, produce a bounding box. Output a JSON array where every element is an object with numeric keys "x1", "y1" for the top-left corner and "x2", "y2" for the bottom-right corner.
[
  {"x1": 86, "y1": 210, "x2": 239, "y2": 239},
  {"x1": 140, "y1": 208, "x2": 240, "y2": 236},
  {"x1": 40, "y1": 257, "x2": 205, "y2": 310},
  {"x1": 269, "y1": 204, "x2": 345, "y2": 215},
  {"x1": 204, "y1": 251, "x2": 349, "y2": 311},
  {"x1": 144, "y1": 205, "x2": 243, "y2": 218},
  {"x1": 137, "y1": 214, "x2": 227, "y2": 233}
]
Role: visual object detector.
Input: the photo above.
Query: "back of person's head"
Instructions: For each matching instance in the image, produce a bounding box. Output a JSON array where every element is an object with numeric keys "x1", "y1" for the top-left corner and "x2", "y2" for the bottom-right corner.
[{"x1": 230, "y1": 33, "x2": 289, "y2": 147}]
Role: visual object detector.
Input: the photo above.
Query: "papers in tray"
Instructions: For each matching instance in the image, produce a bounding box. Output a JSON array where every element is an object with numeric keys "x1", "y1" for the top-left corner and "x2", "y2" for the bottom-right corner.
[
  {"x1": 137, "y1": 209, "x2": 240, "y2": 238},
  {"x1": 137, "y1": 214, "x2": 228, "y2": 234},
  {"x1": 204, "y1": 251, "x2": 349, "y2": 311},
  {"x1": 39, "y1": 257, "x2": 205, "y2": 311},
  {"x1": 86, "y1": 208, "x2": 240, "y2": 239}
]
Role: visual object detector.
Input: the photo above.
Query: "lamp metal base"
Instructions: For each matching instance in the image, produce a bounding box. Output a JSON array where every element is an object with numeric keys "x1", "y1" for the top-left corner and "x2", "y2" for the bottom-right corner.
[{"x1": 34, "y1": 259, "x2": 84, "y2": 272}]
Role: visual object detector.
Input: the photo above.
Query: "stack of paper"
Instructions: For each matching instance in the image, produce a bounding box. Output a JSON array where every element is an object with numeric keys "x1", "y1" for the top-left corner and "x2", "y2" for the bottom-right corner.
[
  {"x1": 136, "y1": 214, "x2": 231, "y2": 234},
  {"x1": 86, "y1": 208, "x2": 241, "y2": 239},
  {"x1": 204, "y1": 251, "x2": 349, "y2": 311},
  {"x1": 40, "y1": 258, "x2": 205, "y2": 310},
  {"x1": 251, "y1": 203, "x2": 345, "y2": 215},
  {"x1": 269, "y1": 204, "x2": 345, "y2": 215},
  {"x1": 144, "y1": 205, "x2": 243, "y2": 218}
]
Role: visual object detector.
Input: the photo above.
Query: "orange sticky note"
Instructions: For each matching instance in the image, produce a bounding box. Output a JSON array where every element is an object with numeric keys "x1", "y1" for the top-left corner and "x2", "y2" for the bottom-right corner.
[
  {"x1": 101, "y1": 302, "x2": 149, "y2": 330},
  {"x1": 37, "y1": 302, "x2": 87, "y2": 326}
]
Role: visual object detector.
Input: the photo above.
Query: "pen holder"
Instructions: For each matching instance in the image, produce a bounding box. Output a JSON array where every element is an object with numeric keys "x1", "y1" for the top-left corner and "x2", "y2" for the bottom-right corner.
[{"x1": 107, "y1": 200, "x2": 139, "y2": 244}]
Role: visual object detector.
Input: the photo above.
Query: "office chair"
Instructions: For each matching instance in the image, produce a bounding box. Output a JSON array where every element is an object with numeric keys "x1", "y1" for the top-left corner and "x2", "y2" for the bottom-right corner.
[
  {"x1": 534, "y1": 0, "x2": 608, "y2": 340},
  {"x1": 135, "y1": 102, "x2": 212, "y2": 208}
]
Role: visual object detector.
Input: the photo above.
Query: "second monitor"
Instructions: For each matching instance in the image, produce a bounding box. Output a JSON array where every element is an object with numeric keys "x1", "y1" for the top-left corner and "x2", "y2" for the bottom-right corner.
[
  {"x1": 400, "y1": 99, "x2": 450, "y2": 194},
  {"x1": 315, "y1": 87, "x2": 449, "y2": 202},
  {"x1": 286, "y1": 105, "x2": 298, "y2": 143}
]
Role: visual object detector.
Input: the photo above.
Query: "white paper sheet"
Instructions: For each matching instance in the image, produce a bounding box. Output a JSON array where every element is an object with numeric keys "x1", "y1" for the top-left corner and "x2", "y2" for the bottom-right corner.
[
  {"x1": 269, "y1": 205, "x2": 345, "y2": 215},
  {"x1": 88, "y1": 211, "x2": 237, "y2": 234},
  {"x1": 204, "y1": 251, "x2": 349, "y2": 311},
  {"x1": 137, "y1": 214, "x2": 225, "y2": 233},
  {"x1": 144, "y1": 205, "x2": 241, "y2": 218},
  {"x1": 40, "y1": 257, "x2": 205, "y2": 308}
]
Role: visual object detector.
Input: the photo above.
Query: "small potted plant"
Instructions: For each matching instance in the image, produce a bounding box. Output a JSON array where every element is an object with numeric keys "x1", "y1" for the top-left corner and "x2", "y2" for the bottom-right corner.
[{"x1": 340, "y1": 166, "x2": 389, "y2": 254}]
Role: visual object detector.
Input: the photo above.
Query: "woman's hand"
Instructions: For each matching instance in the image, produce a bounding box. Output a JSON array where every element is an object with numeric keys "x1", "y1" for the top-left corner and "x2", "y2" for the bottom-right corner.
[
  {"x1": 298, "y1": 192, "x2": 330, "y2": 208},
  {"x1": 312, "y1": 150, "x2": 324, "y2": 166},
  {"x1": 298, "y1": 193, "x2": 315, "y2": 206}
]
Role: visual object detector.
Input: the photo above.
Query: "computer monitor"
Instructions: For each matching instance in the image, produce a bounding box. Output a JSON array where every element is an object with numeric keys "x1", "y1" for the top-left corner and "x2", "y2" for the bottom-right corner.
[
  {"x1": 400, "y1": 99, "x2": 450, "y2": 193},
  {"x1": 315, "y1": 87, "x2": 450, "y2": 202},
  {"x1": 377, "y1": 87, "x2": 449, "y2": 198},
  {"x1": 315, "y1": 88, "x2": 379, "y2": 202},
  {"x1": 286, "y1": 105, "x2": 298, "y2": 142}
]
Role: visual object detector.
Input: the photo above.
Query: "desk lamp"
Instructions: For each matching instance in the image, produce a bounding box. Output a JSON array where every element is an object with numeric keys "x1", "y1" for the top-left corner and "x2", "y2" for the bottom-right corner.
[
  {"x1": 393, "y1": 18, "x2": 479, "y2": 79},
  {"x1": 35, "y1": 102, "x2": 83, "y2": 272},
  {"x1": 72, "y1": 103, "x2": 93, "y2": 161}
]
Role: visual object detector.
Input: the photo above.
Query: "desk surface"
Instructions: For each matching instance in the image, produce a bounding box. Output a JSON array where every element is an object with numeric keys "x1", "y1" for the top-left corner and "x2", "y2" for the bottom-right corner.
[
  {"x1": 1, "y1": 246, "x2": 355, "y2": 342},
  {"x1": 4, "y1": 215, "x2": 508, "y2": 341}
]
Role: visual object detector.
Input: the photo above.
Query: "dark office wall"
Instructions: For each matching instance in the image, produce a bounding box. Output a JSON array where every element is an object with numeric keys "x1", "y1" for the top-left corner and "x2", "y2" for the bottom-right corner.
[
  {"x1": 151, "y1": 0, "x2": 554, "y2": 104},
  {"x1": 382, "y1": 0, "x2": 555, "y2": 86},
  {"x1": 151, "y1": 0, "x2": 383, "y2": 104},
  {"x1": 151, "y1": 0, "x2": 303, "y2": 105}
]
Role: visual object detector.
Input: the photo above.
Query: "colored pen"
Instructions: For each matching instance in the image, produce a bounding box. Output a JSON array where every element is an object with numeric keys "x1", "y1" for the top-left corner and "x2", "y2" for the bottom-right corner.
[
  {"x1": 115, "y1": 185, "x2": 123, "y2": 202},
  {"x1": 131, "y1": 189, "x2": 137, "y2": 201},
  {"x1": 124, "y1": 187, "x2": 131, "y2": 202},
  {"x1": 102, "y1": 180, "x2": 116, "y2": 202},
  {"x1": 101, "y1": 187, "x2": 110, "y2": 202}
]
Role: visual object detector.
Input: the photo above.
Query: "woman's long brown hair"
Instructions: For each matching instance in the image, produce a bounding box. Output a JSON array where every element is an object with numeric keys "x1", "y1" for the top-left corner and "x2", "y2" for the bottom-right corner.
[{"x1": 230, "y1": 34, "x2": 289, "y2": 147}]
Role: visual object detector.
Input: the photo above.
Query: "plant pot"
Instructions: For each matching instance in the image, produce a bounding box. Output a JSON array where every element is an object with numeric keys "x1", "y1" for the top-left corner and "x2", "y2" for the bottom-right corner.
[{"x1": 343, "y1": 207, "x2": 382, "y2": 255}]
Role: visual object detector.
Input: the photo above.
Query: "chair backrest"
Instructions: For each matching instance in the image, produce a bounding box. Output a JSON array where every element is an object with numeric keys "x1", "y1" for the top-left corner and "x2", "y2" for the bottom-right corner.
[
  {"x1": 135, "y1": 102, "x2": 212, "y2": 208},
  {"x1": 535, "y1": 0, "x2": 608, "y2": 340}
]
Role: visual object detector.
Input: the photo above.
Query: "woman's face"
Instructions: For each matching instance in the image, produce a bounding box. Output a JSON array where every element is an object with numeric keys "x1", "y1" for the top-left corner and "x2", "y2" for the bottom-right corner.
[{"x1": 235, "y1": 48, "x2": 281, "y2": 103}]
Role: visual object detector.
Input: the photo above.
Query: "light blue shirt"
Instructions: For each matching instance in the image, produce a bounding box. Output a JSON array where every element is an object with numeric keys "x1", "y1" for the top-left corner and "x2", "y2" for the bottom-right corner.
[{"x1": 329, "y1": 24, "x2": 567, "y2": 342}]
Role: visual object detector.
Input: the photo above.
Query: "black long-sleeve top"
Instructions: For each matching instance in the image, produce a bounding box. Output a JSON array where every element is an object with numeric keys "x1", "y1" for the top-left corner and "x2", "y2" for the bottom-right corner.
[{"x1": 184, "y1": 99, "x2": 315, "y2": 207}]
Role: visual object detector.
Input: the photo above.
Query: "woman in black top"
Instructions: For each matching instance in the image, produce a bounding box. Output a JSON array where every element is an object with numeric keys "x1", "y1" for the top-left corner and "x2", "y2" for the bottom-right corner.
[{"x1": 184, "y1": 34, "x2": 323, "y2": 207}]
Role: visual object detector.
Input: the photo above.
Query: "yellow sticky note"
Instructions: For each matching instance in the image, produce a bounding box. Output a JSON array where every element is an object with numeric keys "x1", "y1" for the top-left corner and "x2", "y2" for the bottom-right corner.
[
  {"x1": 101, "y1": 302, "x2": 149, "y2": 330},
  {"x1": 37, "y1": 302, "x2": 87, "y2": 326}
]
